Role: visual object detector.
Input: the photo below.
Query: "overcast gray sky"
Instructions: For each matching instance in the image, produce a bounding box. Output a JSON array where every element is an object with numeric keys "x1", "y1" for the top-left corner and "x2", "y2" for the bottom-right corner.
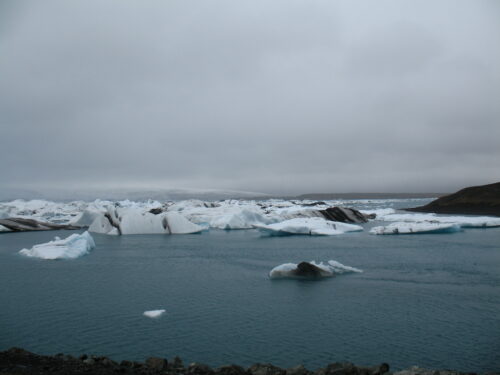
[{"x1": 0, "y1": 0, "x2": 499, "y2": 195}]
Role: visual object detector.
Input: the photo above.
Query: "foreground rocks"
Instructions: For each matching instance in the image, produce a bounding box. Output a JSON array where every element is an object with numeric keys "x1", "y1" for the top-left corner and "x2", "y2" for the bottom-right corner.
[
  {"x1": 0, "y1": 348, "x2": 494, "y2": 375},
  {"x1": 406, "y1": 182, "x2": 500, "y2": 216}
]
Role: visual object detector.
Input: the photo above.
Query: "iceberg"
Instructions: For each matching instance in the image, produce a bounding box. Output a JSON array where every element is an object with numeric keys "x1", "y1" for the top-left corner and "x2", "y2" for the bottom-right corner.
[
  {"x1": 269, "y1": 260, "x2": 362, "y2": 279},
  {"x1": 19, "y1": 231, "x2": 95, "y2": 260},
  {"x1": 88, "y1": 208, "x2": 204, "y2": 235},
  {"x1": 143, "y1": 309, "x2": 166, "y2": 318},
  {"x1": 254, "y1": 217, "x2": 363, "y2": 236},
  {"x1": 370, "y1": 211, "x2": 500, "y2": 228},
  {"x1": 69, "y1": 209, "x2": 103, "y2": 227},
  {"x1": 370, "y1": 222, "x2": 461, "y2": 235},
  {"x1": 208, "y1": 209, "x2": 270, "y2": 229}
]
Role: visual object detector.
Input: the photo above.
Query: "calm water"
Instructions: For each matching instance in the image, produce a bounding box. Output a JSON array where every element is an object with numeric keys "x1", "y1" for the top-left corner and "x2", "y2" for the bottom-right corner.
[{"x1": 1, "y1": 209, "x2": 499, "y2": 371}]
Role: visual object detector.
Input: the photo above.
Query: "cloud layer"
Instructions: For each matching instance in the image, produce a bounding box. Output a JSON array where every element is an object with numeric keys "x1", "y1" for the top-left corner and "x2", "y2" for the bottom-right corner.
[{"x1": 1, "y1": 0, "x2": 499, "y2": 194}]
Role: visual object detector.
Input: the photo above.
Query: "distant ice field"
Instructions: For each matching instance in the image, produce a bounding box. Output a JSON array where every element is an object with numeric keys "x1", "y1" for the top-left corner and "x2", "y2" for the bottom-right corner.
[{"x1": 0, "y1": 198, "x2": 499, "y2": 372}]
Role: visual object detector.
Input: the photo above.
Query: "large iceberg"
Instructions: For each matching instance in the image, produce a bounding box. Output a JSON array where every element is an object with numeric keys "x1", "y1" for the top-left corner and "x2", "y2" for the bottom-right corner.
[
  {"x1": 167, "y1": 201, "x2": 272, "y2": 229},
  {"x1": 254, "y1": 217, "x2": 363, "y2": 236},
  {"x1": 208, "y1": 209, "x2": 270, "y2": 229},
  {"x1": 88, "y1": 207, "x2": 204, "y2": 235},
  {"x1": 370, "y1": 222, "x2": 461, "y2": 235},
  {"x1": 19, "y1": 231, "x2": 95, "y2": 260},
  {"x1": 269, "y1": 260, "x2": 363, "y2": 279}
]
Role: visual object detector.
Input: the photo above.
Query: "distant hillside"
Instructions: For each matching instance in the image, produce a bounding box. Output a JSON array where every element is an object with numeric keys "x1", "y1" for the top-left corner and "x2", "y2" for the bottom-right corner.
[
  {"x1": 295, "y1": 192, "x2": 445, "y2": 200},
  {"x1": 406, "y1": 182, "x2": 500, "y2": 216}
]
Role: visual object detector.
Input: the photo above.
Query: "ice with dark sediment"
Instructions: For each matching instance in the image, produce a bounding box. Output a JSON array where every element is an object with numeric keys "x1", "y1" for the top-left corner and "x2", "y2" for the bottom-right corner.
[
  {"x1": 88, "y1": 207, "x2": 204, "y2": 235},
  {"x1": 269, "y1": 260, "x2": 363, "y2": 279}
]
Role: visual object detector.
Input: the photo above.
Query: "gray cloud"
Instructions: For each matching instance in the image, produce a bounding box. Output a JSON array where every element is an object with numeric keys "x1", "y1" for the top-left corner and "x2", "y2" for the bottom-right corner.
[{"x1": 0, "y1": 0, "x2": 499, "y2": 195}]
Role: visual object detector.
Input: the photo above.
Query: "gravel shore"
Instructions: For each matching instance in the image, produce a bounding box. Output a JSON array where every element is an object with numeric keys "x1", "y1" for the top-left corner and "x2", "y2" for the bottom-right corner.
[{"x1": 1, "y1": 348, "x2": 496, "y2": 375}]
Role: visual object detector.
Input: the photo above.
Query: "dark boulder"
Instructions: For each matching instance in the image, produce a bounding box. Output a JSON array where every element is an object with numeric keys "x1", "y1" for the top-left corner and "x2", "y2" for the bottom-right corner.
[
  {"x1": 215, "y1": 364, "x2": 247, "y2": 375},
  {"x1": 169, "y1": 355, "x2": 185, "y2": 372},
  {"x1": 286, "y1": 364, "x2": 312, "y2": 375},
  {"x1": 145, "y1": 356, "x2": 168, "y2": 371},
  {"x1": 319, "y1": 207, "x2": 371, "y2": 223},
  {"x1": 316, "y1": 363, "x2": 359, "y2": 375},
  {"x1": 187, "y1": 362, "x2": 214, "y2": 375},
  {"x1": 248, "y1": 363, "x2": 286, "y2": 375}
]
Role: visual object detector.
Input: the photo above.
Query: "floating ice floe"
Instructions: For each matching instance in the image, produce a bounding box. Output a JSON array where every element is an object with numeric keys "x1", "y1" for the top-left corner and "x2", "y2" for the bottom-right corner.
[
  {"x1": 19, "y1": 231, "x2": 95, "y2": 260},
  {"x1": 88, "y1": 207, "x2": 204, "y2": 235},
  {"x1": 143, "y1": 309, "x2": 166, "y2": 318},
  {"x1": 370, "y1": 222, "x2": 461, "y2": 235},
  {"x1": 269, "y1": 260, "x2": 363, "y2": 279},
  {"x1": 370, "y1": 211, "x2": 500, "y2": 228},
  {"x1": 254, "y1": 217, "x2": 363, "y2": 236}
]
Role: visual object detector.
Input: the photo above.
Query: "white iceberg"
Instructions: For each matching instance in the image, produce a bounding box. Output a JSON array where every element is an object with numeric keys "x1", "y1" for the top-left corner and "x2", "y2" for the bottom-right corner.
[
  {"x1": 254, "y1": 217, "x2": 363, "y2": 236},
  {"x1": 19, "y1": 231, "x2": 96, "y2": 260},
  {"x1": 371, "y1": 211, "x2": 500, "y2": 228},
  {"x1": 143, "y1": 309, "x2": 166, "y2": 318},
  {"x1": 208, "y1": 209, "x2": 270, "y2": 229},
  {"x1": 69, "y1": 209, "x2": 103, "y2": 227},
  {"x1": 370, "y1": 222, "x2": 461, "y2": 235},
  {"x1": 269, "y1": 260, "x2": 363, "y2": 279},
  {"x1": 88, "y1": 208, "x2": 204, "y2": 235}
]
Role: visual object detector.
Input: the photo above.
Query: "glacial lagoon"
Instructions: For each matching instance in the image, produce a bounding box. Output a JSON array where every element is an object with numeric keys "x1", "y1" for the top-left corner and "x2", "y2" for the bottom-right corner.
[{"x1": 0, "y1": 199, "x2": 499, "y2": 372}]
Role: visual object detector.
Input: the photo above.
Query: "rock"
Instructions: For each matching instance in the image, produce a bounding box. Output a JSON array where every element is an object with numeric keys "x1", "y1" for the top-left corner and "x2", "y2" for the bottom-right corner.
[
  {"x1": 101, "y1": 358, "x2": 115, "y2": 366},
  {"x1": 319, "y1": 207, "x2": 370, "y2": 223},
  {"x1": 406, "y1": 182, "x2": 500, "y2": 216},
  {"x1": 168, "y1": 356, "x2": 185, "y2": 372},
  {"x1": 215, "y1": 364, "x2": 247, "y2": 375},
  {"x1": 286, "y1": 364, "x2": 311, "y2": 375},
  {"x1": 83, "y1": 358, "x2": 95, "y2": 365},
  {"x1": 146, "y1": 356, "x2": 168, "y2": 371},
  {"x1": 317, "y1": 363, "x2": 358, "y2": 375},
  {"x1": 248, "y1": 363, "x2": 286, "y2": 375},
  {"x1": 372, "y1": 364, "x2": 390, "y2": 375},
  {"x1": 187, "y1": 362, "x2": 214, "y2": 375},
  {"x1": 293, "y1": 262, "x2": 329, "y2": 278},
  {"x1": 120, "y1": 360, "x2": 134, "y2": 367},
  {"x1": 149, "y1": 208, "x2": 164, "y2": 215}
]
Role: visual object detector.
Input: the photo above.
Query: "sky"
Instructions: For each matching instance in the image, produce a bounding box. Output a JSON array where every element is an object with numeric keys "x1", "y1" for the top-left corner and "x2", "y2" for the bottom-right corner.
[{"x1": 0, "y1": 0, "x2": 499, "y2": 196}]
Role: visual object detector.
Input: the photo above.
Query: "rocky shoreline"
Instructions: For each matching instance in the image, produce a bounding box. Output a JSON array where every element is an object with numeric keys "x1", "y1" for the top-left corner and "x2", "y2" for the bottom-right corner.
[{"x1": 0, "y1": 348, "x2": 496, "y2": 375}]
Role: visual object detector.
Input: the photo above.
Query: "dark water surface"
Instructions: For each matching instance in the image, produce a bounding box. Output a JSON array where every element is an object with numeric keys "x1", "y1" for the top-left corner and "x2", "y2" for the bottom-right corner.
[{"x1": 1, "y1": 225, "x2": 499, "y2": 371}]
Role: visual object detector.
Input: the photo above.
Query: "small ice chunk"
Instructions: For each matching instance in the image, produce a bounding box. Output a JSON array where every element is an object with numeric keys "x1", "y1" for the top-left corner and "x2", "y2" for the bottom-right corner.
[
  {"x1": 19, "y1": 231, "x2": 95, "y2": 260},
  {"x1": 143, "y1": 309, "x2": 166, "y2": 318}
]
